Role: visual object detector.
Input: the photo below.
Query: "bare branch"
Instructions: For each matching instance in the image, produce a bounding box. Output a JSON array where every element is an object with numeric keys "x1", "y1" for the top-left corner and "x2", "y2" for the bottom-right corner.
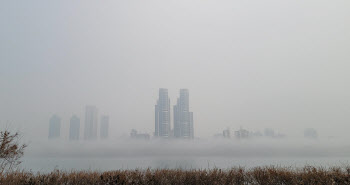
[{"x1": 0, "y1": 129, "x2": 27, "y2": 175}]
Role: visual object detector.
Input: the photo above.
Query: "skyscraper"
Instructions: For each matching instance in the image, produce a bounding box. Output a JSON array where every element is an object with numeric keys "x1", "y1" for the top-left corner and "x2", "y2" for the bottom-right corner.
[
  {"x1": 100, "y1": 115, "x2": 109, "y2": 139},
  {"x1": 69, "y1": 115, "x2": 80, "y2": 140},
  {"x1": 155, "y1": 88, "x2": 170, "y2": 138},
  {"x1": 48, "y1": 115, "x2": 61, "y2": 139},
  {"x1": 174, "y1": 89, "x2": 194, "y2": 139},
  {"x1": 84, "y1": 105, "x2": 98, "y2": 140}
]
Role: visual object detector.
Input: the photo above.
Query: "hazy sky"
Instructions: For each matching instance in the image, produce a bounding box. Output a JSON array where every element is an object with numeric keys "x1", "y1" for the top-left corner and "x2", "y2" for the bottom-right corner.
[{"x1": 1, "y1": 0, "x2": 350, "y2": 140}]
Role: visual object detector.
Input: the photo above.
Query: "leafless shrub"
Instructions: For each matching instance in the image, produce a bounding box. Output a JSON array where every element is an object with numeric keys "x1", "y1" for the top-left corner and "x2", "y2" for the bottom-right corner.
[{"x1": 0, "y1": 130, "x2": 27, "y2": 175}]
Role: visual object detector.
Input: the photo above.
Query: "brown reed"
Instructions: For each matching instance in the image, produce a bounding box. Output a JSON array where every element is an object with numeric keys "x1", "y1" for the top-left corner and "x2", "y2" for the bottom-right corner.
[{"x1": 1, "y1": 166, "x2": 350, "y2": 185}]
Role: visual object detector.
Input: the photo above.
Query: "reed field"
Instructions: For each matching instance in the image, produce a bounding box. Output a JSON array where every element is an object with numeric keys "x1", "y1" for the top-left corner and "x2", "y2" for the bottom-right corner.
[{"x1": 1, "y1": 166, "x2": 350, "y2": 185}]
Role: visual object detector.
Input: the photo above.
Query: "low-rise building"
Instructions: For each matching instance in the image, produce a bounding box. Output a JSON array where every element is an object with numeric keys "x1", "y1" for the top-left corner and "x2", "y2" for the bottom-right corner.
[{"x1": 130, "y1": 129, "x2": 150, "y2": 140}]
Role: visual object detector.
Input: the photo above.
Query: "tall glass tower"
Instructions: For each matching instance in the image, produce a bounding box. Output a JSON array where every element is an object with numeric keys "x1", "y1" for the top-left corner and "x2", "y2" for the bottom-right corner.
[
  {"x1": 155, "y1": 88, "x2": 170, "y2": 138},
  {"x1": 174, "y1": 89, "x2": 194, "y2": 139}
]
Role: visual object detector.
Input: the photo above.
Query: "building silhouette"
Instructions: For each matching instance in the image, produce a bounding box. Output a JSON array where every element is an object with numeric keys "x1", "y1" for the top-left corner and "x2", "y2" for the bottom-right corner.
[
  {"x1": 130, "y1": 129, "x2": 150, "y2": 140},
  {"x1": 84, "y1": 105, "x2": 98, "y2": 140},
  {"x1": 304, "y1": 128, "x2": 318, "y2": 139},
  {"x1": 155, "y1": 88, "x2": 170, "y2": 138},
  {"x1": 234, "y1": 127, "x2": 250, "y2": 139},
  {"x1": 223, "y1": 128, "x2": 230, "y2": 138},
  {"x1": 48, "y1": 115, "x2": 61, "y2": 139},
  {"x1": 69, "y1": 115, "x2": 80, "y2": 140},
  {"x1": 173, "y1": 89, "x2": 194, "y2": 139},
  {"x1": 264, "y1": 128, "x2": 275, "y2": 137},
  {"x1": 100, "y1": 115, "x2": 109, "y2": 139}
]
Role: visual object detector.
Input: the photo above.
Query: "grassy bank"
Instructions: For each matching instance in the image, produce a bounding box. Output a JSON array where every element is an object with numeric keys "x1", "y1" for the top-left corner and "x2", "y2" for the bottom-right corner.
[{"x1": 1, "y1": 166, "x2": 350, "y2": 184}]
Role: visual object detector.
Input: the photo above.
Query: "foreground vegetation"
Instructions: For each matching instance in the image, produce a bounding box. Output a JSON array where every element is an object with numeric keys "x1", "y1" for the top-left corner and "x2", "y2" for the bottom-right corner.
[{"x1": 1, "y1": 166, "x2": 350, "y2": 185}]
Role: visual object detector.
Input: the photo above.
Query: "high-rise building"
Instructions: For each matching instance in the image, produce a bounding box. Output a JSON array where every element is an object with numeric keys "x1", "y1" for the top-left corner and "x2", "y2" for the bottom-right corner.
[
  {"x1": 69, "y1": 115, "x2": 80, "y2": 140},
  {"x1": 155, "y1": 88, "x2": 171, "y2": 138},
  {"x1": 100, "y1": 115, "x2": 109, "y2": 139},
  {"x1": 84, "y1": 105, "x2": 98, "y2": 140},
  {"x1": 173, "y1": 89, "x2": 194, "y2": 139},
  {"x1": 48, "y1": 115, "x2": 61, "y2": 139}
]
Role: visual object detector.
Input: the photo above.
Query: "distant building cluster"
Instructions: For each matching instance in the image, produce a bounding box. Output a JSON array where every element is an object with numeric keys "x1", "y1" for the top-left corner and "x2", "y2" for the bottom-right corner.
[
  {"x1": 130, "y1": 129, "x2": 150, "y2": 140},
  {"x1": 223, "y1": 128, "x2": 230, "y2": 138},
  {"x1": 304, "y1": 128, "x2": 318, "y2": 139},
  {"x1": 48, "y1": 106, "x2": 109, "y2": 141},
  {"x1": 234, "y1": 128, "x2": 250, "y2": 139},
  {"x1": 47, "y1": 89, "x2": 318, "y2": 141},
  {"x1": 49, "y1": 88, "x2": 195, "y2": 141},
  {"x1": 215, "y1": 127, "x2": 286, "y2": 140},
  {"x1": 155, "y1": 88, "x2": 194, "y2": 139}
]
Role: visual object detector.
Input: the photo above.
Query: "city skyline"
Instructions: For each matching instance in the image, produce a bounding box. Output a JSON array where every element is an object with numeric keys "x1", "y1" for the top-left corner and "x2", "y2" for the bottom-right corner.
[
  {"x1": 49, "y1": 106, "x2": 111, "y2": 140},
  {"x1": 46, "y1": 90, "x2": 323, "y2": 141},
  {"x1": 49, "y1": 88, "x2": 196, "y2": 140},
  {"x1": 2, "y1": 0, "x2": 350, "y2": 141},
  {"x1": 155, "y1": 88, "x2": 195, "y2": 139}
]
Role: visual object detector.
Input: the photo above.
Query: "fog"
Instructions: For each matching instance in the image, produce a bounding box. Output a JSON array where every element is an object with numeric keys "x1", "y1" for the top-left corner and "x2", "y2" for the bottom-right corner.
[
  {"x1": 1, "y1": 0, "x2": 350, "y2": 165},
  {"x1": 21, "y1": 138, "x2": 350, "y2": 171},
  {"x1": 25, "y1": 138, "x2": 350, "y2": 158}
]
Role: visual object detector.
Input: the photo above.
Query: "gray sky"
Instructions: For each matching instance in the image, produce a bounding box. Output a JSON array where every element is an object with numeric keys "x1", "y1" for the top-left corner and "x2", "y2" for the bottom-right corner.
[{"x1": 1, "y1": 0, "x2": 350, "y2": 141}]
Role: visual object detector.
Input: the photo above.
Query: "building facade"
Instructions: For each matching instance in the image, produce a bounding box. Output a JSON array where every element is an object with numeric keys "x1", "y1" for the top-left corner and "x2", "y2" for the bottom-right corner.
[
  {"x1": 173, "y1": 89, "x2": 194, "y2": 139},
  {"x1": 48, "y1": 115, "x2": 61, "y2": 139},
  {"x1": 100, "y1": 115, "x2": 109, "y2": 139},
  {"x1": 155, "y1": 88, "x2": 171, "y2": 138},
  {"x1": 84, "y1": 105, "x2": 98, "y2": 140},
  {"x1": 69, "y1": 115, "x2": 80, "y2": 140}
]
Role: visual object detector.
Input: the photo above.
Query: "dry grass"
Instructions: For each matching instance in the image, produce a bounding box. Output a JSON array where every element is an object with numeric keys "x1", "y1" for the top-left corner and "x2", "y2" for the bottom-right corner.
[{"x1": 1, "y1": 166, "x2": 350, "y2": 184}]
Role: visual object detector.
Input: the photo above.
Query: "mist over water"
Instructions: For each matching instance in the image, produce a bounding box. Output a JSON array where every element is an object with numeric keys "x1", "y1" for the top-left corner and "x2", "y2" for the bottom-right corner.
[
  {"x1": 25, "y1": 138, "x2": 350, "y2": 158},
  {"x1": 20, "y1": 138, "x2": 350, "y2": 172}
]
